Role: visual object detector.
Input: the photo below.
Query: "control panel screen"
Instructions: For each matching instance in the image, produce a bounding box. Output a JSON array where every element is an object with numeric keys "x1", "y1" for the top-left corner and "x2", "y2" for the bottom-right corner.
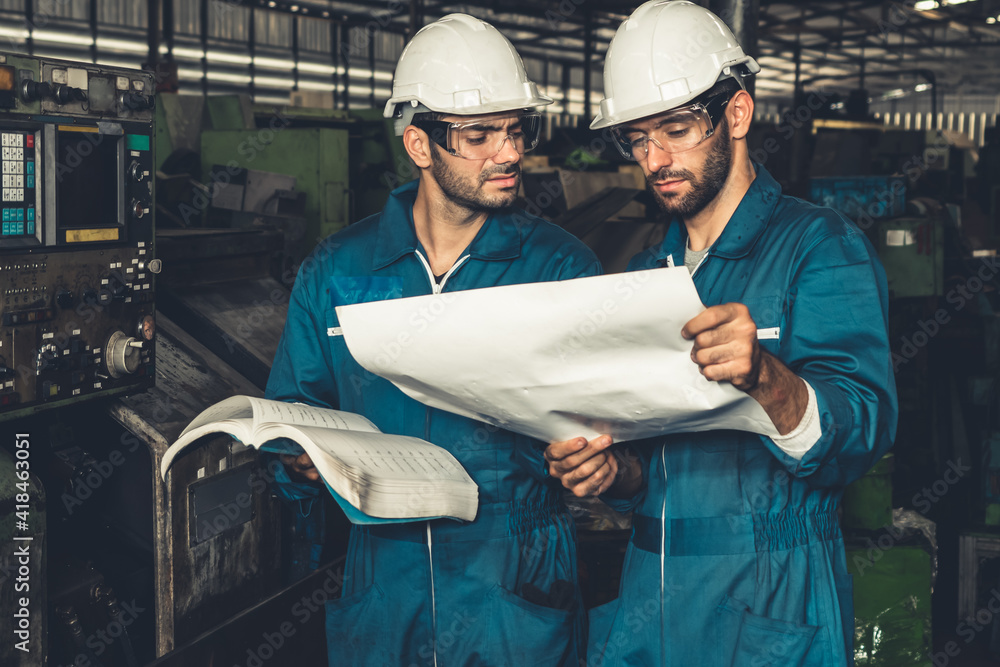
[
  {"x1": 1, "y1": 129, "x2": 37, "y2": 237},
  {"x1": 56, "y1": 129, "x2": 120, "y2": 229}
]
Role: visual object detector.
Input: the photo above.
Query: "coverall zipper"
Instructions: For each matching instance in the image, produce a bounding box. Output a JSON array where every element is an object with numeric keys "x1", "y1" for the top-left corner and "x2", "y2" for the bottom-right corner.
[
  {"x1": 414, "y1": 249, "x2": 470, "y2": 666},
  {"x1": 661, "y1": 248, "x2": 707, "y2": 665}
]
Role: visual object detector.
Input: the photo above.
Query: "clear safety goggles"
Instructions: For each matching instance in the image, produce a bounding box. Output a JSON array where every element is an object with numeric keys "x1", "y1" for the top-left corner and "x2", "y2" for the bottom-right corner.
[
  {"x1": 412, "y1": 112, "x2": 542, "y2": 160},
  {"x1": 611, "y1": 90, "x2": 734, "y2": 161}
]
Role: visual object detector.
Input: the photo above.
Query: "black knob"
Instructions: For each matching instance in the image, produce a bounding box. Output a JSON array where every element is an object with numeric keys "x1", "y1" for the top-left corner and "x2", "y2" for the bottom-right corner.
[
  {"x1": 20, "y1": 80, "x2": 51, "y2": 103},
  {"x1": 109, "y1": 276, "x2": 129, "y2": 300},
  {"x1": 119, "y1": 91, "x2": 152, "y2": 112},
  {"x1": 53, "y1": 84, "x2": 86, "y2": 105},
  {"x1": 55, "y1": 289, "x2": 74, "y2": 309},
  {"x1": 129, "y1": 162, "x2": 145, "y2": 183},
  {"x1": 82, "y1": 287, "x2": 99, "y2": 306}
]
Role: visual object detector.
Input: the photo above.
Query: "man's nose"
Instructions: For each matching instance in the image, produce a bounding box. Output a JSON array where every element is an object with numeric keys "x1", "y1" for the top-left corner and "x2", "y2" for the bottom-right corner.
[
  {"x1": 492, "y1": 135, "x2": 521, "y2": 165},
  {"x1": 645, "y1": 138, "x2": 674, "y2": 174}
]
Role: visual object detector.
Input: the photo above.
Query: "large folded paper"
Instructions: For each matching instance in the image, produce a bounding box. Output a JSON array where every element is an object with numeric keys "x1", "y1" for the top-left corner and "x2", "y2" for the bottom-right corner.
[{"x1": 336, "y1": 267, "x2": 779, "y2": 443}]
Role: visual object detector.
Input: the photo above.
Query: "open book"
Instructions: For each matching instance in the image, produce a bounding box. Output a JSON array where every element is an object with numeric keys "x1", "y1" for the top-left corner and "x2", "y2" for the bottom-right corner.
[{"x1": 160, "y1": 395, "x2": 479, "y2": 523}]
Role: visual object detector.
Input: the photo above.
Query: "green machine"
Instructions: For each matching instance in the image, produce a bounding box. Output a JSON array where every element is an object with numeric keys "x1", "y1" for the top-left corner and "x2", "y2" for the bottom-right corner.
[
  {"x1": 166, "y1": 96, "x2": 413, "y2": 266},
  {"x1": 200, "y1": 107, "x2": 351, "y2": 265},
  {"x1": 876, "y1": 215, "x2": 945, "y2": 299}
]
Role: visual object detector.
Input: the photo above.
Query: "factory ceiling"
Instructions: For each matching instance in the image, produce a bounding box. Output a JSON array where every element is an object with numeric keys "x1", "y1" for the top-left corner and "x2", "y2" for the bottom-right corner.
[{"x1": 239, "y1": 0, "x2": 1000, "y2": 103}]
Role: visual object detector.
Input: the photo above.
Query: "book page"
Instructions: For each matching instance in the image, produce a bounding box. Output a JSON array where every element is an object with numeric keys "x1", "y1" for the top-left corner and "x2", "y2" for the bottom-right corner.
[
  {"x1": 181, "y1": 395, "x2": 255, "y2": 436},
  {"x1": 257, "y1": 424, "x2": 471, "y2": 483},
  {"x1": 246, "y1": 396, "x2": 381, "y2": 433},
  {"x1": 160, "y1": 419, "x2": 252, "y2": 481},
  {"x1": 179, "y1": 395, "x2": 381, "y2": 438}
]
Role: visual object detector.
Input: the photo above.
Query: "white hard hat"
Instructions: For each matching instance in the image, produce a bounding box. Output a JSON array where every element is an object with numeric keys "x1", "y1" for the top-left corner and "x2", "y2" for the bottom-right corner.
[
  {"x1": 384, "y1": 13, "x2": 552, "y2": 135},
  {"x1": 591, "y1": 0, "x2": 761, "y2": 130}
]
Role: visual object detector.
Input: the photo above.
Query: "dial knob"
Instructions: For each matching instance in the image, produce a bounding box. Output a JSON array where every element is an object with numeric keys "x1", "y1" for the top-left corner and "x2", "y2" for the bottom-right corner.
[
  {"x1": 105, "y1": 331, "x2": 142, "y2": 378},
  {"x1": 129, "y1": 162, "x2": 145, "y2": 183},
  {"x1": 55, "y1": 288, "x2": 74, "y2": 309}
]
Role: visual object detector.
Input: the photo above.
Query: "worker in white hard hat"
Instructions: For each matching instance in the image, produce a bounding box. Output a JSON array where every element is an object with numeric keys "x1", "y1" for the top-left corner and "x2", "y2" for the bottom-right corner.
[
  {"x1": 266, "y1": 13, "x2": 599, "y2": 666},
  {"x1": 545, "y1": 2, "x2": 897, "y2": 665}
]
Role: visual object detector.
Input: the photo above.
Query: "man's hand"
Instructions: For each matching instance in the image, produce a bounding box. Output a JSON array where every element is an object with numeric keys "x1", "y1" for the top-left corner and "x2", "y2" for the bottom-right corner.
[
  {"x1": 280, "y1": 452, "x2": 320, "y2": 483},
  {"x1": 682, "y1": 303, "x2": 761, "y2": 391},
  {"x1": 544, "y1": 435, "x2": 617, "y2": 497},
  {"x1": 682, "y1": 302, "x2": 807, "y2": 435}
]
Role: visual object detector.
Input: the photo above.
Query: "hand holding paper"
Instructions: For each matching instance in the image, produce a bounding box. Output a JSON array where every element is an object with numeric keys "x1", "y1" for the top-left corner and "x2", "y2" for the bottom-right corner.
[{"x1": 335, "y1": 268, "x2": 781, "y2": 444}]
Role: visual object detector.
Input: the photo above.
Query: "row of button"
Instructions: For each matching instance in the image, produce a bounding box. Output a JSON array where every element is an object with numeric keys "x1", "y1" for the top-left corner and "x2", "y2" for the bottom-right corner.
[
  {"x1": 2, "y1": 188, "x2": 26, "y2": 202},
  {"x1": 3, "y1": 208, "x2": 34, "y2": 221},
  {"x1": 2, "y1": 221, "x2": 34, "y2": 235},
  {"x1": 2, "y1": 161, "x2": 32, "y2": 175},
  {"x1": 1, "y1": 133, "x2": 25, "y2": 147},
  {"x1": 0, "y1": 262, "x2": 45, "y2": 271},
  {"x1": 1, "y1": 147, "x2": 25, "y2": 161},
  {"x1": 2, "y1": 175, "x2": 33, "y2": 188}
]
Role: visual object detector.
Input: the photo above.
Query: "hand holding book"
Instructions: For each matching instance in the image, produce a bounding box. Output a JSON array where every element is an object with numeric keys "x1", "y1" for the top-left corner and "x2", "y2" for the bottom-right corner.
[{"x1": 160, "y1": 395, "x2": 479, "y2": 524}]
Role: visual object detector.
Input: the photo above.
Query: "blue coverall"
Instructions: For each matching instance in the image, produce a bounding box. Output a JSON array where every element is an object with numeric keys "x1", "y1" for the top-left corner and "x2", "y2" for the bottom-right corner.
[
  {"x1": 265, "y1": 179, "x2": 601, "y2": 666},
  {"x1": 588, "y1": 165, "x2": 898, "y2": 666}
]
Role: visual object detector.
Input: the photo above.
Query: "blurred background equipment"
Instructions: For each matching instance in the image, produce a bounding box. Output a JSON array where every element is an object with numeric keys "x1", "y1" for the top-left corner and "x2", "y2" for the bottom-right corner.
[{"x1": 0, "y1": 0, "x2": 999, "y2": 664}]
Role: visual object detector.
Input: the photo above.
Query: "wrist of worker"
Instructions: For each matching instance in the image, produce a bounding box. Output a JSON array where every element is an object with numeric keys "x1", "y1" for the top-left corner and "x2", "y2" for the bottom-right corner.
[
  {"x1": 607, "y1": 448, "x2": 643, "y2": 498},
  {"x1": 747, "y1": 352, "x2": 809, "y2": 435}
]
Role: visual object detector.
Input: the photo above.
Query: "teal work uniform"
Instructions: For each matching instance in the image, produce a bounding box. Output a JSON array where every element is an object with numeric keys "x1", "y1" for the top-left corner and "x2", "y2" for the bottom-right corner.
[
  {"x1": 588, "y1": 165, "x2": 898, "y2": 666},
  {"x1": 266, "y1": 180, "x2": 601, "y2": 666}
]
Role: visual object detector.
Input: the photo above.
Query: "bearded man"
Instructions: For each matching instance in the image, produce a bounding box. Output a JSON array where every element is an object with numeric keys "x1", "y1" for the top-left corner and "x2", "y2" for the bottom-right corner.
[{"x1": 266, "y1": 13, "x2": 599, "y2": 667}]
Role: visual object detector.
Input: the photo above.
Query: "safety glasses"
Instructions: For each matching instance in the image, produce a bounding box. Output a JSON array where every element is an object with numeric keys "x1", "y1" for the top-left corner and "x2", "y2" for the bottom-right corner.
[
  {"x1": 611, "y1": 90, "x2": 734, "y2": 161},
  {"x1": 412, "y1": 112, "x2": 542, "y2": 160}
]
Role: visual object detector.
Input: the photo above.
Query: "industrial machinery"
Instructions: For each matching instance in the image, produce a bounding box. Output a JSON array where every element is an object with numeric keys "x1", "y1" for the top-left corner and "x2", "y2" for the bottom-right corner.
[{"x1": 0, "y1": 53, "x2": 157, "y2": 419}]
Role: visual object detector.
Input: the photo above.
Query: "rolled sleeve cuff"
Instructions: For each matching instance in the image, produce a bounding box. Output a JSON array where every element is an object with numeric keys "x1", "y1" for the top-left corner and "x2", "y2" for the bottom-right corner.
[{"x1": 770, "y1": 381, "x2": 821, "y2": 460}]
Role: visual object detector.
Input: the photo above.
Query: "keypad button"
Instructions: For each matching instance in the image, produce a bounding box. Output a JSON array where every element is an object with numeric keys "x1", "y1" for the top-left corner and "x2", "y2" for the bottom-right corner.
[
  {"x1": 26, "y1": 175, "x2": 33, "y2": 188},
  {"x1": 26, "y1": 161, "x2": 33, "y2": 174},
  {"x1": 27, "y1": 208, "x2": 34, "y2": 221}
]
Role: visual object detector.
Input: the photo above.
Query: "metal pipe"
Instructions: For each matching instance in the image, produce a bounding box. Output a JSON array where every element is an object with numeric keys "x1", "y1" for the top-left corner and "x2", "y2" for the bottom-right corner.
[
  {"x1": 163, "y1": 0, "x2": 175, "y2": 61},
  {"x1": 583, "y1": 10, "x2": 593, "y2": 125}
]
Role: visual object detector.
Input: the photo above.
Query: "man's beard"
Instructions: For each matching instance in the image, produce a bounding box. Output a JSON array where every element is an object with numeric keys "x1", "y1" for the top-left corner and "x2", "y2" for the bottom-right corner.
[
  {"x1": 646, "y1": 118, "x2": 732, "y2": 218},
  {"x1": 430, "y1": 146, "x2": 521, "y2": 213}
]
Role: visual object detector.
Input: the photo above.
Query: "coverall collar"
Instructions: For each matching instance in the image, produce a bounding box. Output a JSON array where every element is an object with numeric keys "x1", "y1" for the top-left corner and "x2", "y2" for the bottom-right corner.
[
  {"x1": 654, "y1": 163, "x2": 781, "y2": 266},
  {"x1": 373, "y1": 179, "x2": 523, "y2": 270}
]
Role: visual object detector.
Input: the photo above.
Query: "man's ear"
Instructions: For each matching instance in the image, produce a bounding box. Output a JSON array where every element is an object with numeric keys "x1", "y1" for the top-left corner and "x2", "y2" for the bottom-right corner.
[
  {"x1": 403, "y1": 125, "x2": 433, "y2": 169},
  {"x1": 727, "y1": 89, "x2": 754, "y2": 141}
]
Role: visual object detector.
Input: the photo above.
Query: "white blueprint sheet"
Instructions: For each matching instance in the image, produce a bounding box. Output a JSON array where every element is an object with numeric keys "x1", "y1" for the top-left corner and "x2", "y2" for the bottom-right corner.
[{"x1": 336, "y1": 267, "x2": 779, "y2": 443}]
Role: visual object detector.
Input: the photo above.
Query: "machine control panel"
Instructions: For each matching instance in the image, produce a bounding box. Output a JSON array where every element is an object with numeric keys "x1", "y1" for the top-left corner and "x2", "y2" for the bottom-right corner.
[{"x1": 0, "y1": 53, "x2": 156, "y2": 419}]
